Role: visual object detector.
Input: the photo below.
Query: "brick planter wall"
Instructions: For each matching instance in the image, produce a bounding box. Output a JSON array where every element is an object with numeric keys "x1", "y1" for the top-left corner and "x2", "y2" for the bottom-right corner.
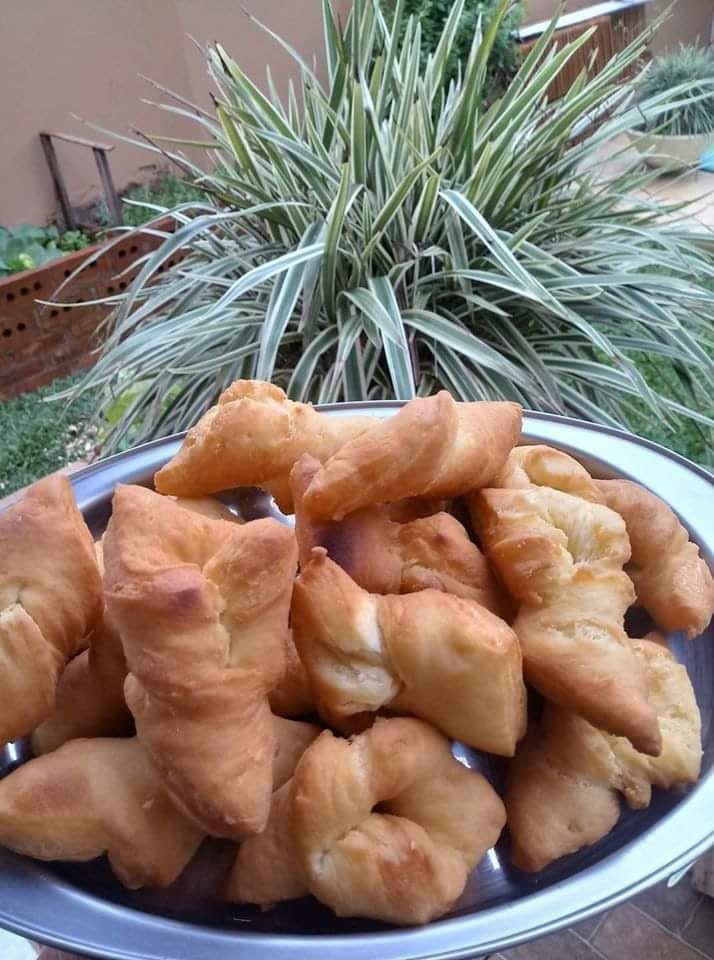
[{"x1": 0, "y1": 220, "x2": 177, "y2": 399}]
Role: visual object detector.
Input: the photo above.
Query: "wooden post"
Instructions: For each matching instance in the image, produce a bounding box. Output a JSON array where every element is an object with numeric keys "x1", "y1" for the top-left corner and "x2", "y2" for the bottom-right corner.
[
  {"x1": 39, "y1": 133, "x2": 76, "y2": 231},
  {"x1": 93, "y1": 147, "x2": 122, "y2": 226},
  {"x1": 38, "y1": 131, "x2": 119, "y2": 229}
]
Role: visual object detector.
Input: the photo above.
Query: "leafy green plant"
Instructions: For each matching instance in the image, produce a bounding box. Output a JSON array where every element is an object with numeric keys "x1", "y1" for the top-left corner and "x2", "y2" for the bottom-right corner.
[
  {"x1": 71, "y1": 0, "x2": 713, "y2": 457},
  {"x1": 121, "y1": 175, "x2": 208, "y2": 228},
  {"x1": 638, "y1": 44, "x2": 714, "y2": 136},
  {"x1": 0, "y1": 224, "x2": 91, "y2": 275},
  {"x1": 393, "y1": 0, "x2": 523, "y2": 97},
  {"x1": 57, "y1": 229, "x2": 91, "y2": 252}
]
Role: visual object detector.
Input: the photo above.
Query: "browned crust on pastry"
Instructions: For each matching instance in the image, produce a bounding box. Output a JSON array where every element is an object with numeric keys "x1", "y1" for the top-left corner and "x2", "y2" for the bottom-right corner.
[
  {"x1": 0, "y1": 475, "x2": 103, "y2": 744},
  {"x1": 596, "y1": 479, "x2": 714, "y2": 638},
  {"x1": 302, "y1": 392, "x2": 522, "y2": 521}
]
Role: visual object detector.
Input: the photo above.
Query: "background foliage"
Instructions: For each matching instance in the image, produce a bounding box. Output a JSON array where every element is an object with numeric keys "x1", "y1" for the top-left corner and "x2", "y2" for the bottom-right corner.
[
  {"x1": 638, "y1": 44, "x2": 714, "y2": 136},
  {"x1": 393, "y1": 0, "x2": 524, "y2": 96},
  {"x1": 64, "y1": 0, "x2": 713, "y2": 463},
  {"x1": 0, "y1": 224, "x2": 90, "y2": 276}
]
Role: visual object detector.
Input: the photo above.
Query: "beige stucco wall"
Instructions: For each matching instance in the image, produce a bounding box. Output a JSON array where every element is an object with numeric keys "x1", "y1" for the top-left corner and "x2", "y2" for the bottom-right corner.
[{"x1": 0, "y1": 0, "x2": 351, "y2": 227}]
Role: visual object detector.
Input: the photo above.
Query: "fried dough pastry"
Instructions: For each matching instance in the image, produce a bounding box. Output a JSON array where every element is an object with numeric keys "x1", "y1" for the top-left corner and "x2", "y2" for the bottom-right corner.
[
  {"x1": 268, "y1": 631, "x2": 315, "y2": 718},
  {"x1": 0, "y1": 738, "x2": 203, "y2": 888},
  {"x1": 302, "y1": 392, "x2": 522, "y2": 521},
  {"x1": 227, "y1": 718, "x2": 506, "y2": 924},
  {"x1": 291, "y1": 455, "x2": 505, "y2": 611},
  {"x1": 596, "y1": 479, "x2": 714, "y2": 638},
  {"x1": 292, "y1": 548, "x2": 526, "y2": 755},
  {"x1": 31, "y1": 542, "x2": 131, "y2": 755},
  {"x1": 472, "y1": 485, "x2": 661, "y2": 755},
  {"x1": 494, "y1": 447, "x2": 714, "y2": 637},
  {"x1": 154, "y1": 380, "x2": 376, "y2": 513},
  {"x1": 168, "y1": 496, "x2": 241, "y2": 522},
  {"x1": 271, "y1": 715, "x2": 322, "y2": 789},
  {"x1": 104, "y1": 484, "x2": 297, "y2": 838},
  {"x1": 31, "y1": 498, "x2": 244, "y2": 756},
  {"x1": 386, "y1": 498, "x2": 450, "y2": 523},
  {"x1": 494, "y1": 444, "x2": 603, "y2": 502},
  {"x1": 0, "y1": 476, "x2": 103, "y2": 746},
  {"x1": 506, "y1": 636, "x2": 701, "y2": 871}
]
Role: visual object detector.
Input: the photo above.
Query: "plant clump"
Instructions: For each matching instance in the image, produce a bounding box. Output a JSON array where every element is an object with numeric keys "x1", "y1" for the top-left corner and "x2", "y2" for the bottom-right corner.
[{"x1": 69, "y1": 0, "x2": 713, "y2": 459}]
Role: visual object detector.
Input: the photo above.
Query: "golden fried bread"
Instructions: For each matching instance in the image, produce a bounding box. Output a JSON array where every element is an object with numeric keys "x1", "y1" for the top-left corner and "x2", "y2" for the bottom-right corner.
[
  {"x1": 506, "y1": 636, "x2": 701, "y2": 871},
  {"x1": 227, "y1": 718, "x2": 506, "y2": 924},
  {"x1": 495, "y1": 448, "x2": 713, "y2": 637},
  {"x1": 104, "y1": 484, "x2": 297, "y2": 838},
  {"x1": 31, "y1": 541, "x2": 130, "y2": 755},
  {"x1": 268, "y1": 631, "x2": 315, "y2": 718},
  {"x1": 0, "y1": 476, "x2": 103, "y2": 745},
  {"x1": 0, "y1": 738, "x2": 203, "y2": 888},
  {"x1": 30, "y1": 607, "x2": 130, "y2": 755},
  {"x1": 292, "y1": 549, "x2": 526, "y2": 755},
  {"x1": 386, "y1": 498, "x2": 450, "y2": 522},
  {"x1": 302, "y1": 392, "x2": 522, "y2": 521},
  {"x1": 292, "y1": 455, "x2": 505, "y2": 611},
  {"x1": 168, "y1": 496, "x2": 241, "y2": 522},
  {"x1": 32, "y1": 497, "x2": 244, "y2": 755},
  {"x1": 271, "y1": 715, "x2": 322, "y2": 789},
  {"x1": 505, "y1": 713, "x2": 622, "y2": 873},
  {"x1": 608, "y1": 636, "x2": 702, "y2": 807},
  {"x1": 472, "y1": 485, "x2": 660, "y2": 755},
  {"x1": 596, "y1": 479, "x2": 714, "y2": 638},
  {"x1": 494, "y1": 444, "x2": 603, "y2": 502},
  {"x1": 154, "y1": 380, "x2": 375, "y2": 513}
]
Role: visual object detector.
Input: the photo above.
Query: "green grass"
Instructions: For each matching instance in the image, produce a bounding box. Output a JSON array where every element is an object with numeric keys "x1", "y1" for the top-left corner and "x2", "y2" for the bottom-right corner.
[
  {"x1": 0, "y1": 373, "x2": 99, "y2": 497},
  {"x1": 629, "y1": 354, "x2": 713, "y2": 468}
]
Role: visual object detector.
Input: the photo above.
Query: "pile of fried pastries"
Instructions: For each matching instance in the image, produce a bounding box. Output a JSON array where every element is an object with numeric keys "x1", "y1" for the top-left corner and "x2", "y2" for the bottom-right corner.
[{"x1": 0, "y1": 380, "x2": 711, "y2": 927}]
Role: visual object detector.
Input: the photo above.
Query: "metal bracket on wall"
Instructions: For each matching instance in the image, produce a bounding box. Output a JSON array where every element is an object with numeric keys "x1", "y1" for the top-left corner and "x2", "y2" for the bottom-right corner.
[{"x1": 38, "y1": 131, "x2": 122, "y2": 230}]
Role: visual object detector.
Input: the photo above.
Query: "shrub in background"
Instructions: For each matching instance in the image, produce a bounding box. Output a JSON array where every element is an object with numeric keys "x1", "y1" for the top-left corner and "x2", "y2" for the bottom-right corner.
[
  {"x1": 394, "y1": 0, "x2": 524, "y2": 97},
  {"x1": 638, "y1": 44, "x2": 714, "y2": 136},
  {"x1": 70, "y1": 0, "x2": 713, "y2": 460}
]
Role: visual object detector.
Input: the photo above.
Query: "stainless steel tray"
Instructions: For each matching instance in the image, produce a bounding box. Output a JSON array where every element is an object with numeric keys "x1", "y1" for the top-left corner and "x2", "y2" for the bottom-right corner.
[{"x1": 0, "y1": 405, "x2": 712, "y2": 960}]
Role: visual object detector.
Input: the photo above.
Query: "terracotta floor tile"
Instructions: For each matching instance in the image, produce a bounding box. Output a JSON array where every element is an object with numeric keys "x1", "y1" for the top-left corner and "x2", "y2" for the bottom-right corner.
[
  {"x1": 683, "y1": 897, "x2": 714, "y2": 958},
  {"x1": 593, "y1": 904, "x2": 705, "y2": 960},
  {"x1": 632, "y1": 879, "x2": 703, "y2": 935},
  {"x1": 571, "y1": 911, "x2": 608, "y2": 941},
  {"x1": 498, "y1": 928, "x2": 601, "y2": 959}
]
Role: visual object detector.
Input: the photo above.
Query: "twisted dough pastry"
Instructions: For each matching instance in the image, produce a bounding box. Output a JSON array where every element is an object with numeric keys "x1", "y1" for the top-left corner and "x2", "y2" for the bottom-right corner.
[
  {"x1": 291, "y1": 455, "x2": 505, "y2": 612},
  {"x1": 154, "y1": 380, "x2": 376, "y2": 513},
  {"x1": 32, "y1": 498, "x2": 242, "y2": 755},
  {"x1": 494, "y1": 445, "x2": 714, "y2": 638},
  {"x1": 472, "y1": 485, "x2": 661, "y2": 755},
  {"x1": 271, "y1": 716, "x2": 322, "y2": 790},
  {"x1": 0, "y1": 718, "x2": 319, "y2": 889},
  {"x1": 292, "y1": 548, "x2": 526, "y2": 755},
  {"x1": 0, "y1": 476, "x2": 103, "y2": 746},
  {"x1": 596, "y1": 479, "x2": 714, "y2": 638},
  {"x1": 227, "y1": 718, "x2": 506, "y2": 924},
  {"x1": 506, "y1": 636, "x2": 701, "y2": 871},
  {"x1": 302, "y1": 391, "x2": 522, "y2": 521},
  {"x1": 268, "y1": 630, "x2": 316, "y2": 718},
  {"x1": 0, "y1": 738, "x2": 204, "y2": 888},
  {"x1": 493, "y1": 444, "x2": 602, "y2": 502},
  {"x1": 31, "y1": 542, "x2": 130, "y2": 755},
  {"x1": 104, "y1": 484, "x2": 297, "y2": 838}
]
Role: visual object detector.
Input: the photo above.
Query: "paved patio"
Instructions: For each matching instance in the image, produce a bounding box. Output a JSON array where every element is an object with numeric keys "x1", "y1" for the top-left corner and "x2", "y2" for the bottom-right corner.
[{"x1": 589, "y1": 133, "x2": 714, "y2": 228}]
